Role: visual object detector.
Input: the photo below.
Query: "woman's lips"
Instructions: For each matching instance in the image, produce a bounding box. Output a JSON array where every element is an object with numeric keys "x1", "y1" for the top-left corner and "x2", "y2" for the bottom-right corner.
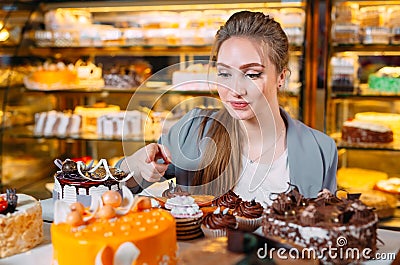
[{"x1": 229, "y1": 101, "x2": 249, "y2": 110}]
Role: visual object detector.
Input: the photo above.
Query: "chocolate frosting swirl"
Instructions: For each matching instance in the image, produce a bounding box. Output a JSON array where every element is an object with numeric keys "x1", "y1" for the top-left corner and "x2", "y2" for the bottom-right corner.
[
  {"x1": 202, "y1": 212, "x2": 237, "y2": 230},
  {"x1": 213, "y1": 190, "x2": 242, "y2": 209},
  {"x1": 233, "y1": 199, "x2": 264, "y2": 218}
]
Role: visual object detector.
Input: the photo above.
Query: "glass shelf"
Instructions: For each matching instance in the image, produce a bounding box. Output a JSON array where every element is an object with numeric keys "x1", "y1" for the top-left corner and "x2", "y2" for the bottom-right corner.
[
  {"x1": 28, "y1": 45, "x2": 303, "y2": 57},
  {"x1": 332, "y1": 44, "x2": 400, "y2": 55},
  {"x1": 3, "y1": 125, "x2": 156, "y2": 143}
]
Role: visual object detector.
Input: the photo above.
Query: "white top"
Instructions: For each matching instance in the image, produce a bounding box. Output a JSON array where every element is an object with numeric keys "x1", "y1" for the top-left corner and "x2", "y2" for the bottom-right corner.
[{"x1": 234, "y1": 149, "x2": 290, "y2": 207}]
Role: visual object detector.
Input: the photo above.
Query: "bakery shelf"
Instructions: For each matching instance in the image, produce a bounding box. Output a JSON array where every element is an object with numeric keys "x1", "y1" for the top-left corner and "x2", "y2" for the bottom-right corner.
[
  {"x1": 330, "y1": 94, "x2": 400, "y2": 100},
  {"x1": 28, "y1": 45, "x2": 303, "y2": 58},
  {"x1": 28, "y1": 45, "x2": 213, "y2": 57},
  {"x1": 332, "y1": 44, "x2": 400, "y2": 56},
  {"x1": 3, "y1": 125, "x2": 156, "y2": 143},
  {"x1": 22, "y1": 86, "x2": 218, "y2": 96}
]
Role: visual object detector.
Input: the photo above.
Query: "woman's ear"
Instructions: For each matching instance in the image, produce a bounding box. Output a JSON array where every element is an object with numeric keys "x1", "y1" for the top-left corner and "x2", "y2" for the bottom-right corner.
[{"x1": 277, "y1": 69, "x2": 287, "y2": 88}]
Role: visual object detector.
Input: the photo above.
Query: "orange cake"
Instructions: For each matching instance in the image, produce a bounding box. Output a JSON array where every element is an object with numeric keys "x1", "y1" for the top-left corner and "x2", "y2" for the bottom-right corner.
[
  {"x1": 0, "y1": 190, "x2": 44, "y2": 258},
  {"x1": 51, "y1": 186, "x2": 177, "y2": 265},
  {"x1": 24, "y1": 63, "x2": 79, "y2": 90}
]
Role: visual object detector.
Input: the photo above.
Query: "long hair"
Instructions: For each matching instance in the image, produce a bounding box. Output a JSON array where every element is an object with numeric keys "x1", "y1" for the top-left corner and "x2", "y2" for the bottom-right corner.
[{"x1": 191, "y1": 11, "x2": 289, "y2": 195}]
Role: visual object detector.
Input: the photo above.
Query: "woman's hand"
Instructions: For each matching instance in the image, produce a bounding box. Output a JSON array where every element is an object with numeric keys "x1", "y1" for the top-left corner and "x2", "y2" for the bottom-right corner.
[{"x1": 121, "y1": 143, "x2": 172, "y2": 186}]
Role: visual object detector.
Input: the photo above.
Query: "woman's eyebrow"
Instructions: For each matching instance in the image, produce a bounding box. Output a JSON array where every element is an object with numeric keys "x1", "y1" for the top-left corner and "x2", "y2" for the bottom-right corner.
[
  {"x1": 239, "y1": 63, "x2": 265, "y2": 69},
  {"x1": 216, "y1": 62, "x2": 231, "y2": 68},
  {"x1": 216, "y1": 62, "x2": 265, "y2": 69}
]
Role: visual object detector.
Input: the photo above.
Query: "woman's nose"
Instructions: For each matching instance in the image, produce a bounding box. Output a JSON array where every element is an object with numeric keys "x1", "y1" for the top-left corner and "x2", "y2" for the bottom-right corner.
[{"x1": 231, "y1": 74, "x2": 247, "y2": 96}]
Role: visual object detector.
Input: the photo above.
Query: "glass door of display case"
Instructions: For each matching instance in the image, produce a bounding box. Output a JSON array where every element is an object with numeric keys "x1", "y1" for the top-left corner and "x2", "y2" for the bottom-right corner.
[
  {"x1": 324, "y1": 0, "x2": 400, "y2": 185},
  {"x1": 0, "y1": 0, "x2": 310, "y2": 199}
]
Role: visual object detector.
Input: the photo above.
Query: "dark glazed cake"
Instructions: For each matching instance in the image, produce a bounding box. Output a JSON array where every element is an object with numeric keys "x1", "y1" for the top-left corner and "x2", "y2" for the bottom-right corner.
[
  {"x1": 342, "y1": 120, "x2": 393, "y2": 143},
  {"x1": 53, "y1": 158, "x2": 132, "y2": 206},
  {"x1": 262, "y1": 188, "x2": 378, "y2": 264}
]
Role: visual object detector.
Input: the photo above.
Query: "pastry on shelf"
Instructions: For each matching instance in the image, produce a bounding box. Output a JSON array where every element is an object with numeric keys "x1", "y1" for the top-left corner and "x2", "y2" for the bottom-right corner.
[
  {"x1": 374, "y1": 177, "x2": 400, "y2": 200},
  {"x1": 24, "y1": 60, "x2": 104, "y2": 90},
  {"x1": 74, "y1": 102, "x2": 120, "y2": 134},
  {"x1": 337, "y1": 167, "x2": 389, "y2": 190},
  {"x1": 34, "y1": 110, "x2": 81, "y2": 137},
  {"x1": 341, "y1": 119, "x2": 393, "y2": 144},
  {"x1": 368, "y1": 67, "x2": 400, "y2": 95}
]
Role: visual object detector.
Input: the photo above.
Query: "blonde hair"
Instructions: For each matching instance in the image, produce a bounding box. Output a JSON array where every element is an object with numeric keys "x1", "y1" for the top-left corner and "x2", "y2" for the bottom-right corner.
[{"x1": 191, "y1": 11, "x2": 289, "y2": 195}]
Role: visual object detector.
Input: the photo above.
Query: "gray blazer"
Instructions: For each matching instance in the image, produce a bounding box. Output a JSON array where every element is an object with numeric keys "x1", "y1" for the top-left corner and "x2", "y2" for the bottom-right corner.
[{"x1": 158, "y1": 107, "x2": 338, "y2": 198}]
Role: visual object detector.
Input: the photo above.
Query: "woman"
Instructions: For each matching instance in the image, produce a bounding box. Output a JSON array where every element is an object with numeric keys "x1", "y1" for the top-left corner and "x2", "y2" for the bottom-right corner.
[{"x1": 119, "y1": 11, "x2": 337, "y2": 205}]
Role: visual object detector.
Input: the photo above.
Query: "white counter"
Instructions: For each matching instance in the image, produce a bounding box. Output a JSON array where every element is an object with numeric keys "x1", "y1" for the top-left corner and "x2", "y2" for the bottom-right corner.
[{"x1": 0, "y1": 199, "x2": 399, "y2": 265}]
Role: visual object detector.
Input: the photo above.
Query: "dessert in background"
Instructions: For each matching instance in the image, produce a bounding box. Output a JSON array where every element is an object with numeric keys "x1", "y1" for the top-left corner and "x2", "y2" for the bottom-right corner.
[
  {"x1": 53, "y1": 158, "x2": 132, "y2": 207},
  {"x1": 103, "y1": 61, "x2": 152, "y2": 89},
  {"x1": 263, "y1": 188, "x2": 378, "y2": 264},
  {"x1": 171, "y1": 63, "x2": 217, "y2": 91},
  {"x1": 232, "y1": 199, "x2": 264, "y2": 232},
  {"x1": 337, "y1": 167, "x2": 388, "y2": 190},
  {"x1": 51, "y1": 187, "x2": 177, "y2": 265},
  {"x1": 368, "y1": 66, "x2": 400, "y2": 94},
  {"x1": 74, "y1": 102, "x2": 120, "y2": 133},
  {"x1": 201, "y1": 207, "x2": 238, "y2": 238},
  {"x1": 0, "y1": 189, "x2": 43, "y2": 258},
  {"x1": 337, "y1": 189, "x2": 397, "y2": 219},
  {"x1": 165, "y1": 195, "x2": 204, "y2": 240},
  {"x1": 24, "y1": 60, "x2": 104, "y2": 90},
  {"x1": 329, "y1": 55, "x2": 359, "y2": 93},
  {"x1": 97, "y1": 110, "x2": 145, "y2": 139},
  {"x1": 354, "y1": 112, "x2": 400, "y2": 137},
  {"x1": 374, "y1": 177, "x2": 400, "y2": 200},
  {"x1": 341, "y1": 119, "x2": 394, "y2": 144},
  {"x1": 34, "y1": 110, "x2": 81, "y2": 137}
]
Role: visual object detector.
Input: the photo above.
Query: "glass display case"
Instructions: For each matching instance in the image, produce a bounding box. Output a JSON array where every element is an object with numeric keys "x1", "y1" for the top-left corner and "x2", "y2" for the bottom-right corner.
[
  {"x1": 326, "y1": 0, "x2": 400, "y2": 177},
  {"x1": 0, "y1": 0, "x2": 309, "y2": 198}
]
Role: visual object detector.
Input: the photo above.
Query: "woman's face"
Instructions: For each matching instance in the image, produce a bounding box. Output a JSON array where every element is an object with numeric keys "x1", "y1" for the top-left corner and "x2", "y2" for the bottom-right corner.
[{"x1": 216, "y1": 37, "x2": 284, "y2": 121}]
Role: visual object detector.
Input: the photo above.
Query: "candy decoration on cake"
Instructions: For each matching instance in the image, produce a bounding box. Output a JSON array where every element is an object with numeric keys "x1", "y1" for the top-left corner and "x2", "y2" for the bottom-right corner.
[
  {"x1": 51, "y1": 187, "x2": 177, "y2": 265},
  {"x1": 0, "y1": 188, "x2": 18, "y2": 215},
  {"x1": 53, "y1": 158, "x2": 133, "y2": 207}
]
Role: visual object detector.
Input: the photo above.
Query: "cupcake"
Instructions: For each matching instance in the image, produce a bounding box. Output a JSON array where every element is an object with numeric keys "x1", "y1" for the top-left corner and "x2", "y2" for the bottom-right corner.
[
  {"x1": 201, "y1": 207, "x2": 237, "y2": 238},
  {"x1": 232, "y1": 199, "x2": 264, "y2": 231},
  {"x1": 165, "y1": 195, "x2": 204, "y2": 240},
  {"x1": 212, "y1": 189, "x2": 242, "y2": 210}
]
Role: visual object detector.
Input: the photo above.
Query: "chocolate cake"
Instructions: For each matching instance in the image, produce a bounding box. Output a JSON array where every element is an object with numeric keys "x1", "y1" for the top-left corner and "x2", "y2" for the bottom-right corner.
[
  {"x1": 53, "y1": 158, "x2": 132, "y2": 207},
  {"x1": 342, "y1": 120, "x2": 393, "y2": 143},
  {"x1": 262, "y1": 188, "x2": 378, "y2": 264}
]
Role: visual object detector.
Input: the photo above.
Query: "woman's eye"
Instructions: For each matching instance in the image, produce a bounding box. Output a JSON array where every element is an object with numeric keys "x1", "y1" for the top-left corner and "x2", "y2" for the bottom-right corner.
[
  {"x1": 217, "y1": 72, "x2": 231, "y2": 78},
  {"x1": 245, "y1": 73, "x2": 262, "y2": 79}
]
